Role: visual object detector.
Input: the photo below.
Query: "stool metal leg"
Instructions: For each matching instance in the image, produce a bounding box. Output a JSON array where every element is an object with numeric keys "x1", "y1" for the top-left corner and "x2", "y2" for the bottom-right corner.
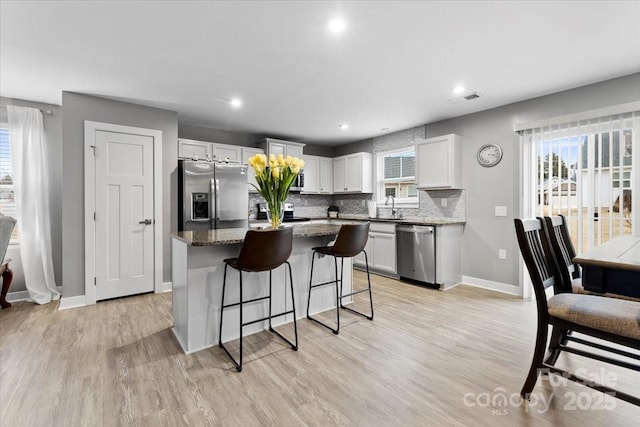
[
  {"x1": 268, "y1": 262, "x2": 299, "y2": 350},
  {"x1": 218, "y1": 263, "x2": 228, "y2": 346},
  {"x1": 219, "y1": 265, "x2": 244, "y2": 372},
  {"x1": 307, "y1": 251, "x2": 340, "y2": 334},
  {"x1": 220, "y1": 263, "x2": 298, "y2": 372},
  {"x1": 340, "y1": 250, "x2": 374, "y2": 321}
]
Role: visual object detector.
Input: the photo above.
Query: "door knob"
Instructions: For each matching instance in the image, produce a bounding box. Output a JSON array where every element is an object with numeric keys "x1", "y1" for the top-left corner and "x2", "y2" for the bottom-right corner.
[{"x1": 139, "y1": 219, "x2": 153, "y2": 225}]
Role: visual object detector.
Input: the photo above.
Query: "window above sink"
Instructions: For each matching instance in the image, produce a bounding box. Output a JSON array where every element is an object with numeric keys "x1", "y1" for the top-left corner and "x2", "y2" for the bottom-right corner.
[{"x1": 376, "y1": 147, "x2": 419, "y2": 208}]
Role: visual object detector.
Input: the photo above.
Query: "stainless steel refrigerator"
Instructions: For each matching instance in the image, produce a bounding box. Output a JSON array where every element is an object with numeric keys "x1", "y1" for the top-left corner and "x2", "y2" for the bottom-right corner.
[{"x1": 178, "y1": 160, "x2": 248, "y2": 231}]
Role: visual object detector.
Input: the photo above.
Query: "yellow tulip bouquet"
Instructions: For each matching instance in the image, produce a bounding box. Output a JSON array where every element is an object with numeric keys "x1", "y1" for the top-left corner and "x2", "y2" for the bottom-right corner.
[{"x1": 247, "y1": 153, "x2": 305, "y2": 228}]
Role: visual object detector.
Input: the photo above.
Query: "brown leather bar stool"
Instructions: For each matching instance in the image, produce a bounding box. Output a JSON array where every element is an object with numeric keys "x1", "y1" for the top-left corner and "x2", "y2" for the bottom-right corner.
[
  {"x1": 306, "y1": 223, "x2": 373, "y2": 334},
  {"x1": 219, "y1": 227, "x2": 298, "y2": 372}
]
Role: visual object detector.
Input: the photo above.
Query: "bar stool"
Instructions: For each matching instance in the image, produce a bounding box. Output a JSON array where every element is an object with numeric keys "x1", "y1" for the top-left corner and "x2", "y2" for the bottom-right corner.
[
  {"x1": 306, "y1": 223, "x2": 373, "y2": 334},
  {"x1": 219, "y1": 227, "x2": 298, "y2": 372}
]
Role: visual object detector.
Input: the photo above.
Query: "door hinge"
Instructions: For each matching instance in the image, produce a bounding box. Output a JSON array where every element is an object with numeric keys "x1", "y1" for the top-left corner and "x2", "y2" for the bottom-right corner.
[
  {"x1": 93, "y1": 212, "x2": 96, "y2": 221},
  {"x1": 94, "y1": 277, "x2": 97, "y2": 286},
  {"x1": 90, "y1": 145, "x2": 96, "y2": 155}
]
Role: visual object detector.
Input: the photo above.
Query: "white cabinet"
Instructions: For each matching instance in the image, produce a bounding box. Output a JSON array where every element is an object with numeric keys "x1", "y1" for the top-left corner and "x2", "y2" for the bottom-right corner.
[
  {"x1": 242, "y1": 147, "x2": 265, "y2": 192},
  {"x1": 261, "y1": 138, "x2": 305, "y2": 159},
  {"x1": 303, "y1": 155, "x2": 333, "y2": 194},
  {"x1": 354, "y1": 222, "x2": 396, "y2": 275},
  {"x1": 319, "y1": 157, "x2": 333, "y2": 194},
  {"x1": 333, "y1": 152, "x2": 373, "y2": 193},
  {"x1": 415, "y1": 134, "x2": 462, "y2": 189},
  {"x1": 178, "y1": 139, "x2": 213, "y2": 160},
  {"x1": 178, "y1": 138, "x2": 240, "y2": 163},
  {"x1": 302, "y1": 155, "x2": 319, "y2": 193},
  {"x1": 213, "y1": 144, "x2": 241, "y2": 163}
]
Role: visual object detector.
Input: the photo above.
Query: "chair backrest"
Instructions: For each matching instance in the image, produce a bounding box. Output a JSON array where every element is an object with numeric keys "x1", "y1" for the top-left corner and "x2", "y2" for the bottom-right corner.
[
  {"x1": 514, "y1": 218, "x2": 561, "y2": 308},
  {"x1": 0, "y1": 214, "x2": 16, "y2": 265},
  {"x1": 543, "y1": 215, "x2": 580, "y2": 293},
  {"x1": 331, "y1": 223, "x2": 370, "y2": 257},
  {"x1": 235, "y1": 227, "x2": 293, "y2": 272}
]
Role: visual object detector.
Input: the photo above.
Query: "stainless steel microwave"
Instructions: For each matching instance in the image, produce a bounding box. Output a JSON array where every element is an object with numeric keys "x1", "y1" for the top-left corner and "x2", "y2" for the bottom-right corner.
[{"x1": 290, "y1": 171, "x2": 304, "y2": 191}]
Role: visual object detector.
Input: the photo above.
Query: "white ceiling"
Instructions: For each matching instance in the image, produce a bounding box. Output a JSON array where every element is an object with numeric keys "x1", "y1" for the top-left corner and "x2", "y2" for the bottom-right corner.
[{"x1": 2, "y1": 1, "x2": 640, "y2": 145}]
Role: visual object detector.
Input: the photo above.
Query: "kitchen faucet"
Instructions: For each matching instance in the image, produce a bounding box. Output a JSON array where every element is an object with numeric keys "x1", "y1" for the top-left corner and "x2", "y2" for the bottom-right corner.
[{"x1": 385, "y1": 195, "x2": 400, "y2": 219}]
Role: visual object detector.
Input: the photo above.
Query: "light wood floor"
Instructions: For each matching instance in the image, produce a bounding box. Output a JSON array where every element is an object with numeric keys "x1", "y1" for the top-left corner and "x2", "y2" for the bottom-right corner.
[{"x1": 1, "y1": 271, "x2": 638, "y2": 426}]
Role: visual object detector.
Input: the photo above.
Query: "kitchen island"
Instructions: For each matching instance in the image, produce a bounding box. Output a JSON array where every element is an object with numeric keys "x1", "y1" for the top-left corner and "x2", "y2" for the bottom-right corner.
[{"x1": 171, "y1": 223, "x2": 352, "y2": 354}]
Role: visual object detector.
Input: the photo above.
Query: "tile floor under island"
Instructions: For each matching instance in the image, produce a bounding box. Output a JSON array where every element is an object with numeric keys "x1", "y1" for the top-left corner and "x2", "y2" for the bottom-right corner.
[{"x1": 0, "y1": 271, "x2": 638, "y2": 426}]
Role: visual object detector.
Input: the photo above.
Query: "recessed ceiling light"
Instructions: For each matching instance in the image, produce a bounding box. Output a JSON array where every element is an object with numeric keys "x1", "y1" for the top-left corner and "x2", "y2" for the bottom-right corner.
[
  {"x1": 452, "y1": 85, "x2": 465, "y2": 95},
  {"x1": 339, "y1": 123, "x2": 349, "y2": 130},
  {"x1": 230, "y1": 98, "x2": 242, "y2": 109},
  {"x1": 328, "y1": 18, "x2": 347, "y2": 33}
]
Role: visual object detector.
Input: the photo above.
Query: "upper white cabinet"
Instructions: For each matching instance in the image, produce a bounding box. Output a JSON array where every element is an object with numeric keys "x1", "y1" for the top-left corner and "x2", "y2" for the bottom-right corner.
[
  {"x1": 303, "y1": 155, "x2": 333, "y2": 194},
  {"x1": 242, "y1": 147, "x2": 265, "y2": 192},
  {"x1": 415, "y1": 134, "x2": 462, "y2": 189},
  {"x1": 178, "y1": 138, "x2": 241, "y2": 163},
  {"x1": 178, "y1": 139, "x2": 213, "y2": 160},
  {"x1": 302, "y1": 155, "x2": 319, "y2": 193},
  {"x1": 261, "y1": 138, "x2": 305, "y2": 159},
  {"x1": 333, "y1": 152, "x2": 373, "y2": 193},
  {"x1": 319, "y1": 157, "x2": 333, "y2": 194},
  {"x1": 213, "y1": 144, "x2": 241, "y2": 163}
]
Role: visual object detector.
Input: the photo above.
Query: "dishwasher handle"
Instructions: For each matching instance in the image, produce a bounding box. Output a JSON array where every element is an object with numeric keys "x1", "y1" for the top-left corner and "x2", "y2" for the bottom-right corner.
[{"x1": 397, "y1": 225, "x2": 434, "y2": 234}]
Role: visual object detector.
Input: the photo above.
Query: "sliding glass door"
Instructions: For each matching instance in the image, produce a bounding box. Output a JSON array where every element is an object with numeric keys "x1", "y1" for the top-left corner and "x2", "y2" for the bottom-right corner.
[{"x1": 524, "y1": 113, "x2": 637, "y2": 254}]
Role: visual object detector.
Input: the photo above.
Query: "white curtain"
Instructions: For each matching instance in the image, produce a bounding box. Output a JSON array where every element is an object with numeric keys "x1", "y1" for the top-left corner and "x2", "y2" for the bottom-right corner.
[{"x1": 7, "y1": 106, "x2": 60, "y2": 304}]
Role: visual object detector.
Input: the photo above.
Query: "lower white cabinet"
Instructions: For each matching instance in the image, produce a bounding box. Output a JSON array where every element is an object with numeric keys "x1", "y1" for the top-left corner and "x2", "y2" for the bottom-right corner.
[{"x1": 354, "y1": 222, "x2": 396, "y2": 274}]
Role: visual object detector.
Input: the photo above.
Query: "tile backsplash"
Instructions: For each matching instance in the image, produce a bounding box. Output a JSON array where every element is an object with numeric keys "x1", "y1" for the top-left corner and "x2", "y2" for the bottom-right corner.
[{"x1": 249, "y1": 190, "x2": 465, "y2": 220}]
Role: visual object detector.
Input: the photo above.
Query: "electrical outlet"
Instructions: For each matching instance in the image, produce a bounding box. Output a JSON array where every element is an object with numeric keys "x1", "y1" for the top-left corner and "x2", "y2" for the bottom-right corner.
[
  {"x1": 498, "y1": 249, "x2": 507, "y2": 260},
  {"x1": 441, "y1": 198, "x2": 448, "y2": 207},
  {"x1": 339, "y1": 200, "x2": 344, "y2": 206},
  {"x1": 495, "y1": 206, "x2": 507, "y2": 217},
  {"x1": 361, "y1": 200, "x2": 366, "y2": 207}
]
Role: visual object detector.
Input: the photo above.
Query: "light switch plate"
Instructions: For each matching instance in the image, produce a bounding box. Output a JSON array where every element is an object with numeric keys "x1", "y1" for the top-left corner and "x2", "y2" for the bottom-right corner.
[
  {"x1": 499, "y1": 249, "x2": 507, "y2": 260},
  {"x1": 495, "y1": 206, "x2": 507, "y2": 217}
]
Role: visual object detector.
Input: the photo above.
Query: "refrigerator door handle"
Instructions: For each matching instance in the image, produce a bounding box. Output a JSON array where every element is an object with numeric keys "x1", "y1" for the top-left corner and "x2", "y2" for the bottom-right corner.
[{"x1": 212, "y1": 178, "x2": 220, "y2": 223}]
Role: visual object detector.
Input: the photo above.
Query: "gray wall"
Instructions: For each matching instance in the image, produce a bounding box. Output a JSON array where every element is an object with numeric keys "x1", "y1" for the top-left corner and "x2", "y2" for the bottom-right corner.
[
  {"x1": 62, "y1": 92, "x2": 178, "y2": 297},
  {"x1": 0, "y1": 97, "x2": 63, "y2": 293},
  {"x1": 425, "y1": 72, "x2": 640, "y2": 289}
]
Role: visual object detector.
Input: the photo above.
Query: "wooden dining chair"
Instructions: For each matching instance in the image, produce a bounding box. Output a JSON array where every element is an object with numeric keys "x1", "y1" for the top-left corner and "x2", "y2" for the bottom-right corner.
[
  {"x1": 544, "y1": 215, "x2": 640, "y2": 302},
  {"x1": 514, "y1": 218, "x2": 640, "y2": 406},
  {"x1": 542, "y1": 215, "x2": 580, "y2": 294}
]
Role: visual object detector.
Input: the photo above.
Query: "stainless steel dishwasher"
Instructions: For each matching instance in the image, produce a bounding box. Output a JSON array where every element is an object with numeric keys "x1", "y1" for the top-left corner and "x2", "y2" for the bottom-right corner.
[{"x1": 396, "y1": 225, "x2": 436, "y2": 285}]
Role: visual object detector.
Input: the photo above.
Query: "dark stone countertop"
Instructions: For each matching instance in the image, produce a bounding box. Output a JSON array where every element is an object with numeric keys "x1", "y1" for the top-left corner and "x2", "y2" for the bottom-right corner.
[{"x1": 171, "y1": 223, "x2": 343, "y2": 246}]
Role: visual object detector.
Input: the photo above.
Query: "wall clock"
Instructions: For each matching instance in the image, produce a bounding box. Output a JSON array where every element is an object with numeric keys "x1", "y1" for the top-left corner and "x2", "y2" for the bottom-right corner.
[{"x1": 477, "y1": 143, "x2": 503, "y2": 167}]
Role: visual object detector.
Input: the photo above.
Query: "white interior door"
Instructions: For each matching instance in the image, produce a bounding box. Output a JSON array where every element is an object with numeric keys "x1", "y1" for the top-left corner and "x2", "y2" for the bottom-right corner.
[{"x1": 95, "y1": 130, "x2": 154, "y2": 300}]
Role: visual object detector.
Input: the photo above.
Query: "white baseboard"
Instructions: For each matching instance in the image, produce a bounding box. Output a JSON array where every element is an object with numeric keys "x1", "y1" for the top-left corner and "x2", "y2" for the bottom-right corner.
[
  {"x1": 6, "y1": 290, "x2": 30, "y2": 303},
  {"x1": 58, "y1": 294, "x2": 86, "y2": 310},
  {"x1": 441, "y1": 282, "x2": 461, "y2": 291},
  {"x1": 162, "y1": 281, "x2": 172, "y2": 293},
  {"x1": 460, "y1": 275, "x2": 522, "y2": 297}
]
